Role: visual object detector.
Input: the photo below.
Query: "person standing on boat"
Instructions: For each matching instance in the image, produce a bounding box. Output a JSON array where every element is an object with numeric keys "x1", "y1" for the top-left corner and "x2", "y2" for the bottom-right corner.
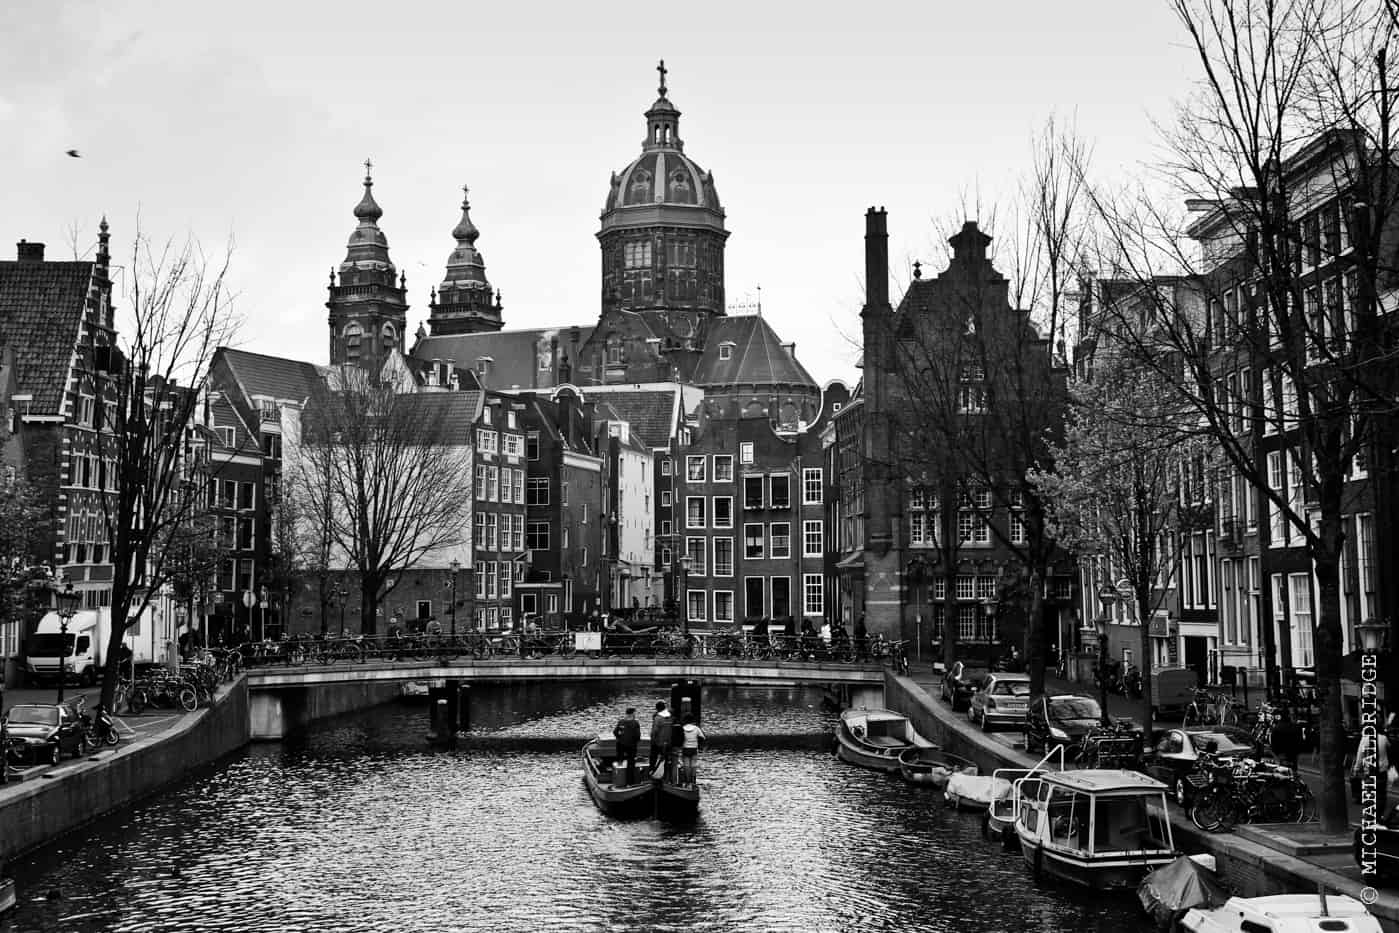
[
  {"x1": 680, "y1": 715, "x2": 705, "y2": 785},
  {"x1": 649, "y1": 701, "x2": 673, "y2": 777},
  {"x1": 853, "y1": 615, "x2": 869, "y2": 662},
  {"x1": 613, "y1": 708, "x2": 641, "y2": 787}
]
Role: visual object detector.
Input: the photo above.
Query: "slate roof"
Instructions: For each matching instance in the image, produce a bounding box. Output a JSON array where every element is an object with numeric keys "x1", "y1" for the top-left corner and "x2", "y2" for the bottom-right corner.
[
  {"x1": 218, "y1": 348, "x2": 325, "y2": 405},
  {"x1": 412, "y1": 325, "x2": 594, "y2": 391},
  {"x1": 691, "y1": 315, "x2": 816, "y2": 390},
  {"x1": 577, "y1": 386, "x2": 681, "y2": 448},
  {"x1": 396, "y1": 390, "x2": 485, "y2": 439},
  {"x1": 0, "y1": 260, "x2": 93, "y2": 414}
]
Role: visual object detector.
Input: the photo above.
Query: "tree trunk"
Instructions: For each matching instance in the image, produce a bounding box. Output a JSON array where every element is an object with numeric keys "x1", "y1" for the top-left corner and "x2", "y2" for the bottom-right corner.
[
  {"x1": 1314, "y1": 517, "x2": 1349, "y2": 834},
  {"x1": 1026, "y1": 567, "x2": 1046, "y2": 698},
  {"x1": 941, "y1": 562, "x2": 958, "y2": 672},
  {"x1": 98, "y1": 581, "x2": 130, "y2": 711},
  {"x1": 1138, "y1": 589, "x2": 1154, "y2": 738}
]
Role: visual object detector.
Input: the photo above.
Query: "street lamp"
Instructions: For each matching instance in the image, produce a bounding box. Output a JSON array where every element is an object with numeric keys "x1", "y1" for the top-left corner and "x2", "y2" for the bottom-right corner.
[
  {"x1": 980, "y1": 594, "x2": 1000, "y2": 665},
  {"x1": 1095, "y1": 584, "x2": 1118, "y2": 724},
  {"x1": 679, "y1": 553, "x2": 693, "y2": 639},
  {"x1": 449, "y1": 559, "x2": 460, "y2": 636},
  {"x1": 54, "y1": 582, "x2": 80, "y2": 704},
  {"x1": 908, "y1": 555, "x2": 929, "y2": 662},
  {"x1": 334, "y1": 584, "x2": 347, "y2": 635}
]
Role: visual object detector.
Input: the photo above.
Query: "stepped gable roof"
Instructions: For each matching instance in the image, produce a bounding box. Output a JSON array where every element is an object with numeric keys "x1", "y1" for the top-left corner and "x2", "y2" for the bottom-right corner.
[
  {"x1": 583, "y1": 386, "x2": 681, "y2": 448},
  {"x1": 218, "y1": 348, "x2": 326, "y2": 405},
  {"x1": 0, "y1": 259, "x2": 93, "y2": 414},
  {"x1": 412, "y1": 326, "x2": 594, "y2": 389},
  {"x1": 691, "y1": 315, "x2": 816, "y2": 389}
]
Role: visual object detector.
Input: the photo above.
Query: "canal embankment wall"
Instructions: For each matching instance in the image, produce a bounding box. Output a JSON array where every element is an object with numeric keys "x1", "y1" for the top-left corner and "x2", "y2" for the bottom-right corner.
[
  {"x1": 0, "y1": 677, "x2": 250, "y2": 863},
  {"x1": 248, "y1": 680, "x2": 406, "y2": 740},
  {"x1": 884, "y1": 671, "x2": 1399, "y2": 932}
]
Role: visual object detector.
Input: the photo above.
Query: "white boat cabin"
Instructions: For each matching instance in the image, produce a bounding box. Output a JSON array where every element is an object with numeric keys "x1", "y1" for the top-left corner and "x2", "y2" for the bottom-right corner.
[{"x1": 1018, "y1": 769, "x2": 1175, "y2": 860}]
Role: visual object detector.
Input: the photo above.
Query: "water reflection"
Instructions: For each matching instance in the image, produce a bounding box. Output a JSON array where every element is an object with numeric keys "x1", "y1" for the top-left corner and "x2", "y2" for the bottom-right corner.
[{"x1": 7, "y1": 681, "x2": 1153, "y2": 932}]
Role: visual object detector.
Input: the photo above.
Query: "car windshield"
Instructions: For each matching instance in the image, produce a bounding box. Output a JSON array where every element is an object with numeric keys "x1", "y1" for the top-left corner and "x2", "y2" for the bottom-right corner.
[
  {"x1": 992, "y1": 681, "x2": 1032, "y2": 696},
  {"x1": 6, "y1": 706, "x2": 58, "y2": 726},
  {"x1": 1049, "y1": 697, "x2": 1101, "y2": 720},
  {"x1": 1192, "y1": 731, "x2": 1253, "y2": 754}
]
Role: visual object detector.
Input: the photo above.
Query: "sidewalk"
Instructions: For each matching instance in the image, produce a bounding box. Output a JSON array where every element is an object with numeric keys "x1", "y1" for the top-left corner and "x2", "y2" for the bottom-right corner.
[{"x1": 903, "y1": 660, "x2": 1387, "y2": 919}]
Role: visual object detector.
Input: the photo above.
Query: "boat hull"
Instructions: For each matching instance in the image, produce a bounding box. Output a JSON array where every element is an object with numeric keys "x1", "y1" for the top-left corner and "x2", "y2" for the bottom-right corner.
[
  {"x1": 0, "y1": 877, "x2": 14, "y2": 916},
  {"x1": 581, "y1": 741, "x2": 655, "y2": 818},
  {"x1": 1018, "y1": 837, "x2": 1173, "y2": 890},
  {"x1": 657, "y1": 780, "x2": 700, "y2": 821},
  {"x1": 835, "y1": 737, "x2": 903, "y2": 773}
]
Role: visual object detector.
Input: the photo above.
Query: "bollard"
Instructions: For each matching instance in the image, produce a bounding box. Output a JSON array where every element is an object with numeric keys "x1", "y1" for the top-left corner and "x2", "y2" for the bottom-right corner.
[
  {"x1": 429, "y1": 698, "x2": 449, "y2": 744},
  {"x1": 457, "y1": 684, "x2": 470, "y2": 734}
]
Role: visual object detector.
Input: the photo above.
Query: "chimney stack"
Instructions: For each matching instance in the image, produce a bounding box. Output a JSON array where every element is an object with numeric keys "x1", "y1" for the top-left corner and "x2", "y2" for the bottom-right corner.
[
  {"x1": 863, "y1": 208, "x2": 888, "y2": 311},
  {"x1": 16, "y1": 240, "x2": 45, "y2": 263},
  {"x1": 430, "y1": 359, "x2": 442, "y2": 387}
]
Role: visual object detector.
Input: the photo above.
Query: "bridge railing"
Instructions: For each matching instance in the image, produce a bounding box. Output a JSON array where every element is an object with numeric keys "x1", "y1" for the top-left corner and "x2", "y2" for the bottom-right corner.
[{"x1": 232, "y1": 631, "x2": 907, "y2": 671}]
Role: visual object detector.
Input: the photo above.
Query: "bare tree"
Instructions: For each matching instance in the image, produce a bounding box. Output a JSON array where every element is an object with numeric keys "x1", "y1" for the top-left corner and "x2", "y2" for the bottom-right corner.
[
  {"x1": 291, "y1": 371, "x2": 473, "y2": 635},
  {"x1": 96, "y1": 231, "x2": 238, "y2": 709},
  {"x1": 1080, "y1": 0, "x2": 1399, "y2": 832}
]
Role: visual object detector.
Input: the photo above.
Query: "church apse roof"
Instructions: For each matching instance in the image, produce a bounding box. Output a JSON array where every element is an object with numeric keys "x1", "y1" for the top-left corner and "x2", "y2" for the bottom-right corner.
[{"x1": 691, "y1": 315, "x2": 817, "y2": 391}]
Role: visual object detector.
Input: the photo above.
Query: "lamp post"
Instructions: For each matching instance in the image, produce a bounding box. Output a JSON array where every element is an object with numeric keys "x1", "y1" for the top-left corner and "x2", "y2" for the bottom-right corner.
[
  {"x1": 980, "y1": 594, "x2": 1000, "y2": 666},
  {"x1": 449, "y1": 559, "x2": 460, "y2": 636},
  {"x1": 334, "y1": 584, "x2": 346, "y2": 635},
  {"x1": 679, "y1": 553, "x2": 692, "y2": 639},
  {"x1": 909, "y1": 555, "x2": 929, "y2": 662},
  {"x1": 54, "y1": 582, "x2": 80, "y2": 704},
  {"x1": 1095, "y1": 584, "x2": 1119, "y2": 724}
]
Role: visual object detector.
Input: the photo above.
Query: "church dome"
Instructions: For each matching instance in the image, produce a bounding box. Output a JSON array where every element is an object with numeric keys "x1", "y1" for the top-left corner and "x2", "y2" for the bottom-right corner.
[{"x1": 600, "y1": 61, "x2": 725, "y2": 232}]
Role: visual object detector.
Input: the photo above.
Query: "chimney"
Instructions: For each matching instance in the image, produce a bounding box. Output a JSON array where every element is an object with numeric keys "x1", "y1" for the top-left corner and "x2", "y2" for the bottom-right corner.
[
  {"x1": 16, "y1": 240, "x2": 45, "y2": 263},
  {"x1": 783, "y1": 342, "x2": 796, "y2": 358},
  {"x1": 430, "y1": 359, "x2": 442, "y2": 387},
  {"x1": 445, "y1": 359, "x2": 456, "y2": 389},
  {"x1": 863, "y1": 208, "x2": 888, "y2": 311}
]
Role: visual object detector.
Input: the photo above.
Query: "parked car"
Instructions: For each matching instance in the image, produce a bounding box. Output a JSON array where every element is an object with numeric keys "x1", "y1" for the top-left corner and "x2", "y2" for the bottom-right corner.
[
  {"x1": 940, "y1": 661, "x2": 984, "y2": 712},
  {"x1": 1142, "y1": 726, "x2": 1262, "y2": 806},
  {"x1": 1024, "y1": 694, "x2": 1103, "y2": 755},
  {"x1": 2, "y1": 701, "x2": 91, "y2": 766},
  {"x1": 969, "y1": 672, "x2": 1032, "y2": 731}
]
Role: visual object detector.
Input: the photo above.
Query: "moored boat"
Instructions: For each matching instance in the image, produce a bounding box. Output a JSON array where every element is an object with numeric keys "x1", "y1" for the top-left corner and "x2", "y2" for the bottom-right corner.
[
  {"x1": 1180, "y1": 894, "x2": 1381, "y2": 933},
  {"x1": 986, "y1": 748, "x2": 1067, "y2": 849},
  {"x1": 945, "y1": 772, "x2": 1013, "y2": 812},
  {"x1": 0, "y1": 876, "x2": 14, "y2": 916},
  {"x1": 835, "y1": 709, "x2": 935, "y2": 773},
  {"x1": 581, "y1": 735, "x2": 655, "y2": 818},
  {"x1": 1014, "y1": 768, "x2": 1176, "y2": 889},
  {"x1": 897, "y1": 746, "x2": 977, "y2": 788}
]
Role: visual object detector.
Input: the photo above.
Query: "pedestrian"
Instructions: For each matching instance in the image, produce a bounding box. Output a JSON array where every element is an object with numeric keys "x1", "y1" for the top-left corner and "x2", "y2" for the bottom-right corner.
[
  {"x1": 649, "y1": 701, "x2": 673, "y2": 776},
  {"x1": 680, "y1": 714, "x2": 705, "y2": 785},
  {"x1": 1268, "y1": 708, "x2": 1303, "y2": 773},
  {"x1": 853, "y1": 615, "x2": 869, "y2": 662},
  {"x1": 1351, "y1": 712, "x2": 1391, "y2": 815},
  {"x1": 612, "y1": 707, "x2": 641, "y2": 787}
]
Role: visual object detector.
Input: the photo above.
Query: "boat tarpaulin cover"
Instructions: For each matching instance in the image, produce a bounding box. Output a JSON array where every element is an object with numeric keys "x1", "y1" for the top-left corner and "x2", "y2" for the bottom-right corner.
[{"x1": 1137, "y1": 855, "x2": 1229, "y2": 931}]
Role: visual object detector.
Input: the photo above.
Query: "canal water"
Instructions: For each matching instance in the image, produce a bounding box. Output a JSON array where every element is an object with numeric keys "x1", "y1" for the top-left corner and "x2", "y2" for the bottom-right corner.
[{"x1": 5, "y1": 683, "x2": 1155, "y2": 932}]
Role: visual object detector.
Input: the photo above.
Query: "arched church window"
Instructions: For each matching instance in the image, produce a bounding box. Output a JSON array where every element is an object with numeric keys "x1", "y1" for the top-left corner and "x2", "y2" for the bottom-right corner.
[
  {"x1": 343, "y1": 323, "x2": 363, "y2": 361},
  {"x1": 382, "y1": 323, "x2": 397, "y2": 350}
]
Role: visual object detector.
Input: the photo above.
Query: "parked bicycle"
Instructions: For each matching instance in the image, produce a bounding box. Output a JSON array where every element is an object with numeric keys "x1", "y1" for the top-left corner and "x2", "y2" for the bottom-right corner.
[{"x1": 1188, "y1": 753, "x2": 1314, "y2": 831}]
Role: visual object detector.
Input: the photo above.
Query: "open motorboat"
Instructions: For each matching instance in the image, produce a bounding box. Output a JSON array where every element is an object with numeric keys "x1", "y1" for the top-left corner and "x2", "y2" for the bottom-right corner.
[
  {"x1": 898, "y1": 746, "x2": 977, "y2": 789},
  {"x1": 946, "y1": 772, "x2": 1014, "y2": 812},
  {"x1": 835, "y1": 709, "x2": 934, "y2": 773},
  {"x1": 582, "y1": 735, "x2": 655, "y2": 818},
  {"x1": 1179, "y1": 893, "x2": 1381, "y2": 932},
  {"x1": 1014, "y1": 768, "x2": 1176, "y2": 889}
]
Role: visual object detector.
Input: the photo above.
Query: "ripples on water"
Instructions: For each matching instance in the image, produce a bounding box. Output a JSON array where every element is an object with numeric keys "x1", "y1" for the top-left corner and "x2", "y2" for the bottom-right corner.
[{"x1": 6, "y1": 683, "x2": 1153, "y2": 932}]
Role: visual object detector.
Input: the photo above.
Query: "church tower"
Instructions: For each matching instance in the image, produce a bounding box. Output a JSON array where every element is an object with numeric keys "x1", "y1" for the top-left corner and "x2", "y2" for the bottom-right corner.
[
  {"x1": 427, "y1": 185, "x2": 504, "y2": 336},
  {"x1": 327, "y1": 162, "x2": 409, "y2": 369},
  {"x1": 598, "y1": 62, "x2": 728, "y2": 320}
]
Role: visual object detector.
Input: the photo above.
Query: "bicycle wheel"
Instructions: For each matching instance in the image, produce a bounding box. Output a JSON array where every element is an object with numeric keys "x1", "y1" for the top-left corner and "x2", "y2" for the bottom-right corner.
[
  {"x1": 129, "y1": 689, "x2": 148, "y2": 715},
  {"x1": 317, "y1": 645, "x2": 332, "y2": 665},
  {"x1": 289, "y1": 647, "x2": 306, "y2": 667},
  {"x1": 471, "y1": 639, "x2": 492, "y2": 661},
  {"x1": 1294, "y1": 782, "x2": 1317, "y2": 822},
  {"x1": 556, "y1": 637, "x2": 577, "y2": 659},
  {"x1": 178, "y1": 688, "x2": 199, "y2": 712},
  {"x1": 1189, "y1": 789, "x2": 1228, "y2": 832}
]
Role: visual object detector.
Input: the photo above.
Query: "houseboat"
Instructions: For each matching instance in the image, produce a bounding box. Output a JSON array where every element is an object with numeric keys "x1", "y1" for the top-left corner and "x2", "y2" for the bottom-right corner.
[
  {"x1": 1014, "y1": 769, "x2": 1176, "y2": 889},
  {"x1": 835, "y1": 709, "x2": 934, "y2": 773}
]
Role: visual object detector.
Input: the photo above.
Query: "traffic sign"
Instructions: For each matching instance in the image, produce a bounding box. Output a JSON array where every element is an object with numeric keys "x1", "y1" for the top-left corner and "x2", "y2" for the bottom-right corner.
[{"x1": 242, "y1": 591, "x2": 255, "y2": 609}]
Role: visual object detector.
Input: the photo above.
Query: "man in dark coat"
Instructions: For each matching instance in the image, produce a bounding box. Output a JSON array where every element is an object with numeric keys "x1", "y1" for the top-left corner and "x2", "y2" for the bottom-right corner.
[
  {"x1": 649, "y1": 701, "x2": 673, "y2": 776},
  {"x1": 612, "y1": 707, "x2": 641, "y2": 787},
  {"x1": 853, "y1": 615, "x2": 869, "y2": 662},
  {"x1": 1269, "y1": 709, "x2": 1304, "y2": 773}
]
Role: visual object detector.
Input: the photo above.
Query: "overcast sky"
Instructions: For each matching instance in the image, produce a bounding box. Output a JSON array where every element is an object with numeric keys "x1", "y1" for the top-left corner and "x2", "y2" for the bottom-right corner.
[{"x1": 3, "y1": 0, "x2": 1198, "y2": 386}]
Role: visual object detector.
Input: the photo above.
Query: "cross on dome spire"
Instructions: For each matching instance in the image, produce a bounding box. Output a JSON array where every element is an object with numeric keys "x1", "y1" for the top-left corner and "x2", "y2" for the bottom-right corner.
[
  {"x1": 657, "y1": 59, "x2": 668, "y2": 97},
  {"x1": 364, "y1": 157, "x2": 373, "y2": 179}
]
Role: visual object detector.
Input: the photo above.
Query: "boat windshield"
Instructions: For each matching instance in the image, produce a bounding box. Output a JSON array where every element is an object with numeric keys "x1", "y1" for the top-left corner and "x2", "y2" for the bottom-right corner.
[
  {"x1": 1093, "y1": 794, "x2": 1172, "y2": 854},
  {"x1": 992, "y1": 681, "x2": 1032, "y2": 696}
]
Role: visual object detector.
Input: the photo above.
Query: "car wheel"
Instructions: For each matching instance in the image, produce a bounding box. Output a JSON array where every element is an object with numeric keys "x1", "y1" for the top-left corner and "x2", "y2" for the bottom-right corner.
[
  {"x1": 980, "y1": 712, "x2": 991, "y2": 733},
  {"x1": 967, "y1": 707, "x2": 977, "y2": 723}
]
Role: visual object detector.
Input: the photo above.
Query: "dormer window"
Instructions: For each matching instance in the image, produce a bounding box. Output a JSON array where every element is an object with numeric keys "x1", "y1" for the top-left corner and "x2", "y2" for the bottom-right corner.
[
  {"x1": 606, "y1": 334, "x2": 624, "y2": 366},
  {"x1": 718, "y1": 341, "x2": 735, "y2": 361}
]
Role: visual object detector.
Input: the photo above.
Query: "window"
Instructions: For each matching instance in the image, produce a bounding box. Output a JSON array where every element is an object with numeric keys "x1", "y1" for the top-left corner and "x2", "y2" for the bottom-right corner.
[
  {"x1": 661, "y1": 490, "x2": 672, "y2": 507},
  {"x1": 685, "y1": 537, "x2": 706, "y2": 574},
  {"x1": 956, "y1": 574, "x2": 976, "y2": 600},
  {"x1": 475, "y1": 466, "x2": 489, "y2": 500},
  {"x1": 486, "y1": 466, "x2": 499, "y2": 502},
  {"x1": 718, "y1": 344, "x2": 732, "y2": 361},
  {"x1": 238, "y1": 482, "x2": 255, "y2": 510},
  {"x1": 802, "y1": 520, "x2": 823, "y2": 557},
  {"x1": 769, "y1": 473, "x2": 791, "y2": 509},
  {"x1": 803, "y1": 468, "x2": 823, "y2": 504},
  {"x1": 527, "y1": 522, "x2": 550, "y2": 550},
  {"x1": 220, "y1": 426, "x2": 236, "y2": 447},
  {"x1": 714, "y1": 591, "x2": 734, "y2": 623},
  {"x1": 933, "y1": 577, "x2": 947, "y2": 600},
  {"x1": 237, "y1": 517, "x2": 254, "y2": 550},
  {"x1": 713, "y1": 455, "x2": 734, "y2": 483},
  {"x1": 1010, "y1": 491, "x2": 1028, "y2": 545},
  {"x1": 486, "y1": 513, "x2": 498, "y2": 550},
  {"x1": 739, "y1": 442, "x2": 755, "y2": 464},
  {"x1": 237, "y1": 559, "x2": 254, "y2": 593},
  {"x1": 687, "y1": 456, "x2": 706, "y2": 482},
  {"x1": 686, "y1": 496, "x2": 706, "y2": 529},
  {"x1": 770, "y1": 522, "x2": 791, "y2": 559},
  {"x1": 1267, "y1": 451, "x2": 1286, "y2": 546},
  {"x1": 503, "y1": 434, "x2": 523, "y2": 458},
  {"x1": 741, "y1": 523, "x2": 763, "y2": 559},
  {"x1": 661, "y1": 458, "x2": 673, "y2": 476},
  {"x1": 712, "y1": 496, "x2": 733, "y2": 529},
  {"x1": 713, "y1": 538, "x2": 734, "y2": 576},
  {"x1": 909, "y1": 489, "x2": 938, "y2": 547},
  {"x1": 744, "y1": 475, "x2": 765, "y2": 510},
  {"x1": 526, "y1": 433, "x2": 540, "y2": 460},
  {"x1": 958, "y1": 604, "x2": 983, "y2": 640},
  {"x1": 661, "y1": 519, "x2": 673, "y2": 536},
  {"x1": 688, "y1": 590, "x2": 707, "y2": 622},
  {"x1": 262, "y1": 433, "x2": 282, "y2": 459},
  {"x1": 803, "y1": 574, "x2": 823, "y2": 616},
  {"x1": 771, "y1": 577, "x2": 791, "y2": 618},
  {"x1": 1289, "y1": 572, "x2": 1314, "y2": 667},
  {"x1": 477, "y1": 430, "x2": 498, "y2": 454}
]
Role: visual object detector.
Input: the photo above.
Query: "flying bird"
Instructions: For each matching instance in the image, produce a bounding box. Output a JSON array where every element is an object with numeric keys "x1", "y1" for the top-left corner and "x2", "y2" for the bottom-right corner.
[{"x1": 66, "y1": 149, "x2": 81, "y2": 158}]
